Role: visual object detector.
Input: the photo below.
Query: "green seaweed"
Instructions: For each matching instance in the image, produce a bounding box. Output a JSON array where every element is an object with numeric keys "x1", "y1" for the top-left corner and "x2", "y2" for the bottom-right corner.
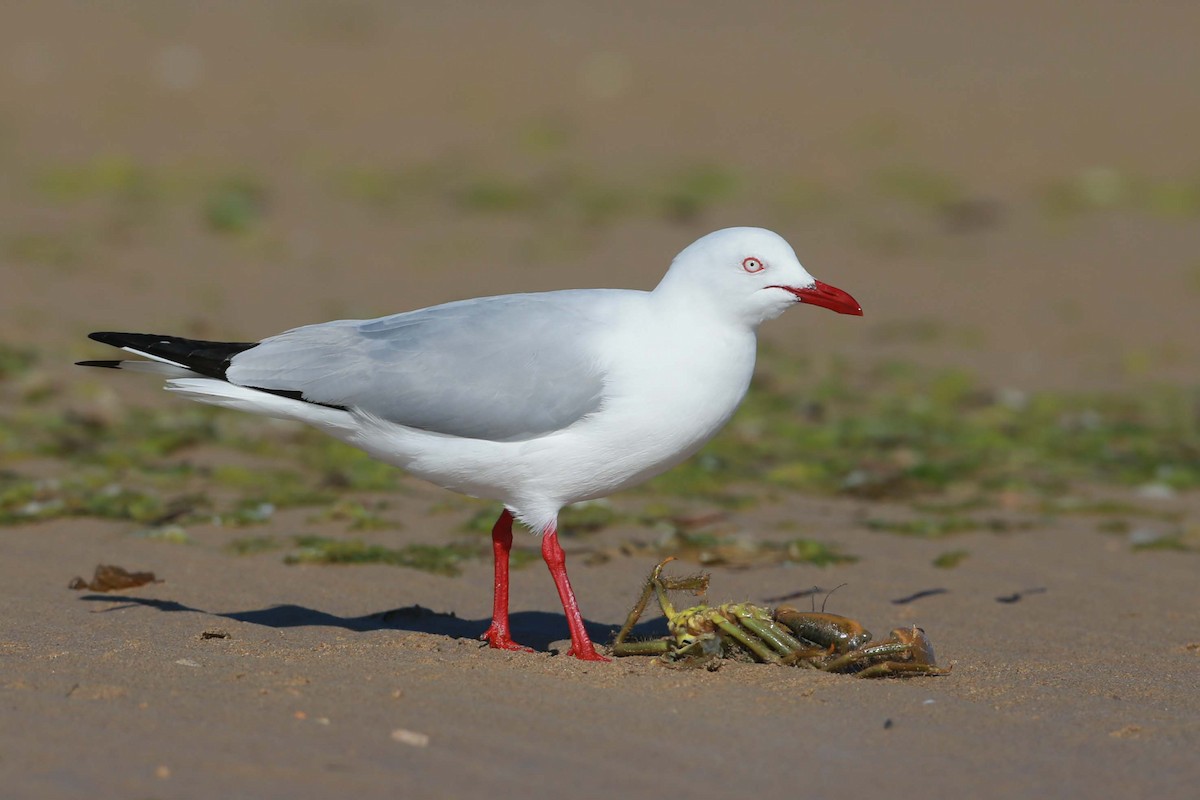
[
  {"x1": 454, "y1": 175, "x2": 542, "y2": 214},
  {"x1": 204, "y1": 175, "x2": 267, "y2": 234},
  {"x1": 311, "y1": 500, "x2": 393, "y2": 531},
  {"x1": 3, "y1": 231, "x2": 82, "y2": 268},
  {"x1": 209, "y1": 465, "x2": 334, "y2": 509},
  {"x1": 133, "y1": 524, "x2": 192, "y2": 544},
  {"x1": 225, "y1": 535, "x2": 286, "y2": 555},
  {"x1": 463, "y1": 501, "x2": 621, "y2": 536},
  {"x1": 301, "y1": 438, "x2": 401, "y2": 491},
  {"x1": 461, "y1": 507, "x2": 503, "y2": 534},
  {"x1": 219, "y1": 500, "x2": 277, "y2": 527},
  {"x1": 636, "y1": 527, "x2": 857, "y2": 568},
  {"x1": 26, "y1": 406, "x2": 222, "y2": 465},
  {"x1": 331, "y1": 163, "x2": 449, "y2": 210},
  {"x1": 782, "y1": 538, "x2": 859, "y2": 567},
  {"x1": 35, "y1": 156, "x2": 157, "y2": 203},
  {"x1": 1131, "y1": 534, "x2": 1193, "y2": 553},
  {"x1": 1040, "y1": 169, "x2": 1200, "y2": 220},
  {"x1": 509, "y1": 548, "x2": 542, "y2": 570},
  {"x1": 658, "y1": 164, "x2": 739, "y2": 222},
  {"x1": 654, "y1": 359, "x2": 1200, "y2": 504},
  {"x1": 285, "y1": 536, "x2": 479, "y2": 576},
  {"x1": 0, "y1": 344, "x2": 36, "y2": 380},
  {"x1": 932, "y1": 549, "x2": 970, "y2": 569},
  {"x1": 864, "y1": 517, "x2": 1027, "y2": 538},
  {"x1": 0, "y1": 474, "x2": 166, "y2": 525},
  {"x1": 558, "y1": 502, "x2": 619, "y2": 535},
  {"x1": 871, "y1": 165, "x2": 964, "y2": 210},
  {"x1": 9, "y1": 346, "x2": 1200, "y2": 545}
]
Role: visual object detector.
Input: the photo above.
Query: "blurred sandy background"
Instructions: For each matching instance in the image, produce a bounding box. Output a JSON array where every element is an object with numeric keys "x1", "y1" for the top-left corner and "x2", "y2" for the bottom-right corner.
[{"x1": 4, "y1": 2, "x2": 1199, "y2": 387}]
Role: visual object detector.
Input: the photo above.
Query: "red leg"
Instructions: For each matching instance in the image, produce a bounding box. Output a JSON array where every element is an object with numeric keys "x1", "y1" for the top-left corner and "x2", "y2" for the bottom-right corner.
[
  {"x1": 541, "y1": 524, "x2": 610, "y2": 662},
  {"x1": 481, "y1": 510, "x2": 533, "y2": 652}
]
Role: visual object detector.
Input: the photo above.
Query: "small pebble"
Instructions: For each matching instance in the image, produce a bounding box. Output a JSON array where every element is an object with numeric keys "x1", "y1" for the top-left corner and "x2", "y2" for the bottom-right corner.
[
  {"x1": 391, "y1": 728, "x2": 430, "y2": 747},
  {"x1": 1128, "y1": 527, "x2": 1167, "y2": 546},
  {"x1": 1135, "y1": 483, "x2": 1175, "y2": 500}
]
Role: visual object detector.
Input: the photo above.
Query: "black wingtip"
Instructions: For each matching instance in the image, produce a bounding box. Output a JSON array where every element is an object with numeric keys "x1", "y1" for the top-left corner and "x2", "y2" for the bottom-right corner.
[
  {"x1": 83, "y1": 332, "x2": 258, "y2": 380},
  {"x1": 88, "y1": 332, "x2": 134, "y2": 346},
  {"x1": 82, "y1": 332, "x2": 347, "y2": 412}
]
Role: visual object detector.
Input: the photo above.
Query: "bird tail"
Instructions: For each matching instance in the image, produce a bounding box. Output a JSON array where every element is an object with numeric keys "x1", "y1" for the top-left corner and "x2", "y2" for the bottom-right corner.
[
  {"x1": 74, "y1": 359, "x2": 197, "y2": 378},
  {"x1": 80, "y1": 329, "x2": 360, "y2": 438},
  {"x1": 77, "y1": 332, "x2": 257, "y2": 379},
  {"x1": 165, "y1": 378, "x2": 354, "y2": 431}
]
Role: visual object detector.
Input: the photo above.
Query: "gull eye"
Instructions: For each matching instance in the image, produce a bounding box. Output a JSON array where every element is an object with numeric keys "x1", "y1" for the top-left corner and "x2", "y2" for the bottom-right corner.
[{"x1": 742, "y1": 257, "x2": 765, "y2": 273}]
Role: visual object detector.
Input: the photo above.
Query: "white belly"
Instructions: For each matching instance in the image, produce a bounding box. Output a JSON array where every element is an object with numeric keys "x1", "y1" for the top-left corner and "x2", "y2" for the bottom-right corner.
[{"x1": 501, "y1": 323, "x2": 758, "y2": 514}]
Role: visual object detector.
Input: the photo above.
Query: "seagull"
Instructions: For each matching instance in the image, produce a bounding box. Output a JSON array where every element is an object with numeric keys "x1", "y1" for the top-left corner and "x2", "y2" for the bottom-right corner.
[{"x1": 78, "y1": 227, "x2": 862, "y2": 661}]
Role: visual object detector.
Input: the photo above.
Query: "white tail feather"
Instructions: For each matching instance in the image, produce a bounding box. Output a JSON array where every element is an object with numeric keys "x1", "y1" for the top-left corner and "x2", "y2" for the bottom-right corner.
[
  {"x1": 113, "y1": 361, "x2": 196, "y2": 378},
  {"x1": 164, "y1": 378, "x2": 353, "y2": 430},
  {"x1": 119, "y1": 346, "x2": 188, "y2": 368}
]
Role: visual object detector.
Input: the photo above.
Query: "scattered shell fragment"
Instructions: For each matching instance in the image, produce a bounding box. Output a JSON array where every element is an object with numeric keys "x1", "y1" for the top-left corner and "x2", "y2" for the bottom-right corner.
[
  {"x1": 1109, "y1": 724, "x2": 1145, "y2": 739},
  {"x1": 391, "y1": 728, "x2": 430, "y2": 747},
  {"x1": 66, "y1": 683, "x2": 128, "y2": 700}
]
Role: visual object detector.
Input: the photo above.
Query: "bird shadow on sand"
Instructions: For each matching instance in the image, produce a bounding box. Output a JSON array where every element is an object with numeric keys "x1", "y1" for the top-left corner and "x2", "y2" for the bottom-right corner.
[{"x1": 77, "y1": 594, "x2": 668, "y2": 652}]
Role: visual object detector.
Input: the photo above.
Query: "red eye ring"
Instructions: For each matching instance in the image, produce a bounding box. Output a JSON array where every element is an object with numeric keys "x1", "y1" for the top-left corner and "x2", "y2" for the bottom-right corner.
[{"x1": 742, "y1": 257, "x2": 765, "y2": 273}]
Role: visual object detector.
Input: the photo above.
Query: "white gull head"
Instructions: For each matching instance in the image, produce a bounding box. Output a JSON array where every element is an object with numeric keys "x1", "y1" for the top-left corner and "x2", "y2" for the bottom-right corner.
[{"x1": 653, "y1": 226, "x2": 862, "y2": 328}]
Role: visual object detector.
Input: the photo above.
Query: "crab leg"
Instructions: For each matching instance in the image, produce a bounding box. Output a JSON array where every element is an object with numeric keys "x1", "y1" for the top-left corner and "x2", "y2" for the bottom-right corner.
[
  {"x1": 823, "y1": 644, "x2": 909, "y2": 673},
  {"x1": 711, "y1": 616, "x2": 780, "y2": 663},
  {"x1": 612, "y1": 565, "x2": 663, "y2": 648},
  {"x1": 853, "y1": 662, "x2": 951, "y2": 679},
  {"x1": 822, "y1": 627, "x2": 949, "y2": 675},
  {"x1": 734, "y1": 611, "x2": 809, "y2": 657},
  {"x1": 612, "y1": 559, "x2": 713, "y2": 658},
  {"x1": 611, "y1": 638, "x2": 672, "y2": 657}
]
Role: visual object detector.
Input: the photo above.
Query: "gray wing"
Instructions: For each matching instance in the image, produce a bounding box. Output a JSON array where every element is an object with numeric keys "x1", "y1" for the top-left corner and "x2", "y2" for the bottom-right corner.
[{"x1": 225, "y1": 290, "x2": 632, "y2": 441}]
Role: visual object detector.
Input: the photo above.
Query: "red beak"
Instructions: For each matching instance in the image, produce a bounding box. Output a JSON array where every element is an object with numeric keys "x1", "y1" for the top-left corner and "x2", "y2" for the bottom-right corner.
[{"x1": 775, "y1": 280, "x2": 863, "y2": 316}]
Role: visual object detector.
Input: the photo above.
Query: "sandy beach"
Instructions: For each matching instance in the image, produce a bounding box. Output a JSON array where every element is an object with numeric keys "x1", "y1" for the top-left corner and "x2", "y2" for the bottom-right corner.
[{"x1": 2, "y1": 3, "x2": 1198, "y2": 798}]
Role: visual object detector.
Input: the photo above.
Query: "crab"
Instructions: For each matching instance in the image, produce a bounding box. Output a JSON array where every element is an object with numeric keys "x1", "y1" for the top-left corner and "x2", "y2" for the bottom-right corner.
[{"x1": 610, "y1": 559, "x2": 949, "y2": 678}]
